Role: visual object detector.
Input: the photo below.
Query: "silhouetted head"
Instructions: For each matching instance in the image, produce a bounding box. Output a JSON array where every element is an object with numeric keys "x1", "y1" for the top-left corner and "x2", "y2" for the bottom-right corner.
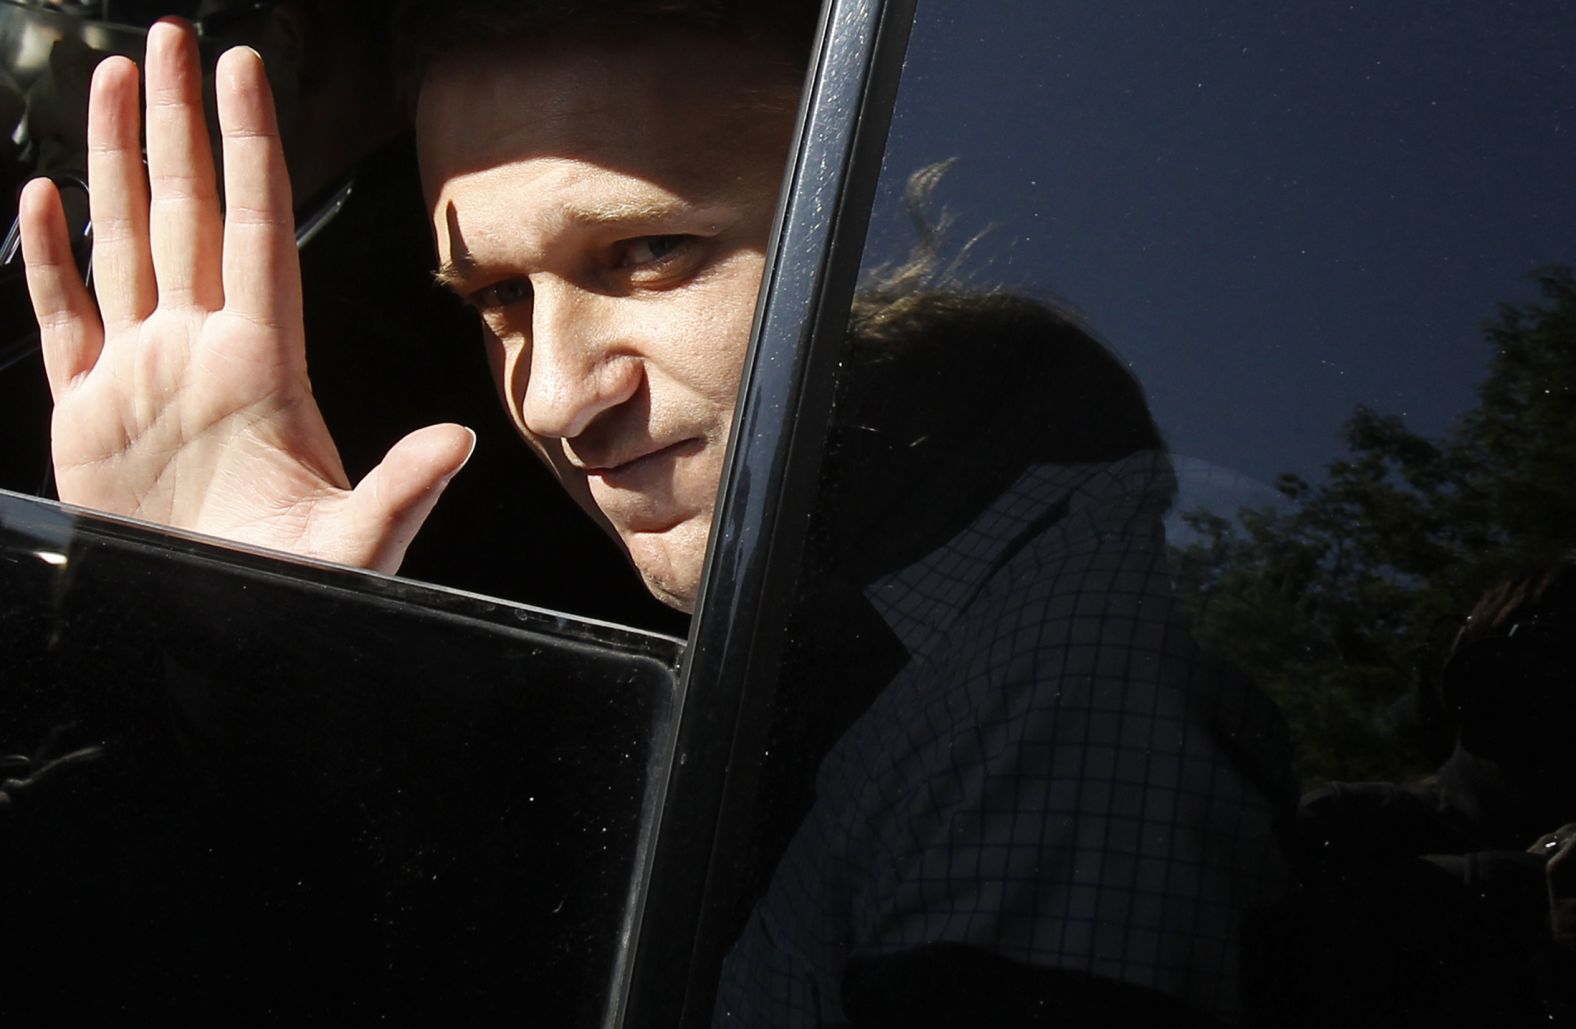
[{"x1": 819, "y1": 286, "x2": 1168, "y2": 581}]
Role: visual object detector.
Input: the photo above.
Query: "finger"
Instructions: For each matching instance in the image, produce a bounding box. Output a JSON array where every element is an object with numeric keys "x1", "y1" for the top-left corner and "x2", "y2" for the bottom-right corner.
[
  {"x1": 344, "y1": 425, "x2": 477, "y2": 574},
  {"x1": 143, "y1": 19, "x2": 224, "y2": 308},
  {"x1": 84, "y1": 55, "x2": 157, "y2": 331},
  {"x1": 20, "y1": 178, "x2": 105, "y2": 395},
  {"x1": 215, "y1": 45, "x2": 302, "y2": 332}
]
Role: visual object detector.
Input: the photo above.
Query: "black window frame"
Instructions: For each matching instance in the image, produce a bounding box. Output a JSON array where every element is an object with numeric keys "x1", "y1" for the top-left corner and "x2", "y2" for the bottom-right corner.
[{"x1": 615, "y1": 1, "x2": 918, "y2": 1026}]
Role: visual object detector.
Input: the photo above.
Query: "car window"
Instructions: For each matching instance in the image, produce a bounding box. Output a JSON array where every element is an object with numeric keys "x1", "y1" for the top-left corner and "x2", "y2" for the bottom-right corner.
[
  {"x1": 0, "y1": 489, "x2": 682, "y2": 1023},
  {"x1": 674, "y1": 0, "x2": 1576, "y2": 1025}
]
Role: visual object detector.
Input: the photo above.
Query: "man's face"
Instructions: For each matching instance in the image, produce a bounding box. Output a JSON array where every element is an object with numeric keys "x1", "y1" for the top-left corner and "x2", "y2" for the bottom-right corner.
[{"x1": 416, "y1": 34, "x2": 799, "y2": 613}]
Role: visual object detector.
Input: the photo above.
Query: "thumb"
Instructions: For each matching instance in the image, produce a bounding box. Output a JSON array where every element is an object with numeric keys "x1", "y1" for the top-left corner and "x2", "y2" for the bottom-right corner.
[{"x1": 344, "y1": 423, "x2": 476, "y2": 574}]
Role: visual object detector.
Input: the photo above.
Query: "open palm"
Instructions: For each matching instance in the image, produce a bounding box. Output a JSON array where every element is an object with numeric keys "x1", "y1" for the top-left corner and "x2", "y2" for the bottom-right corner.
[{"x1": 19, "y1": 21, "x2": 472, "y2": 573}]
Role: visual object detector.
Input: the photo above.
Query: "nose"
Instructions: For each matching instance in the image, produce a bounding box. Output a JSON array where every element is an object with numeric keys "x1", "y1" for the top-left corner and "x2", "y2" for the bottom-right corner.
[{"x1": 516, "y1": 279, "x2": 641, "y2": 440}]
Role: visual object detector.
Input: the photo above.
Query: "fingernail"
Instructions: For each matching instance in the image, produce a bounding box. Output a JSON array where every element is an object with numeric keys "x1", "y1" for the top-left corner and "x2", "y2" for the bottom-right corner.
[
  {"x1": 148, "y1": 17, "x2": 187, "y2": 45},
  {"x1": 220, "y1": 45, "x2": 263, "y2": 74},
  {"x1": 444, "y1": 428, "x2": 479, "y2": 483}
]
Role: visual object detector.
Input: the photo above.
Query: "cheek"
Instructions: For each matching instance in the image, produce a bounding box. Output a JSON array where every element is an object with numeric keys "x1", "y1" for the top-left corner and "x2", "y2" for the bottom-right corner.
[{"x1": 656, "y1": 251, "x2": 768, "y2": 406}]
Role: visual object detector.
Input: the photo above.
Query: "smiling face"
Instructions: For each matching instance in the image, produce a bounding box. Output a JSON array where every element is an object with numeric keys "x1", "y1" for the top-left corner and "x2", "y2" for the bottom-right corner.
[{"x1": 416, "y1": 34, "x2": 799, "y2": 612}]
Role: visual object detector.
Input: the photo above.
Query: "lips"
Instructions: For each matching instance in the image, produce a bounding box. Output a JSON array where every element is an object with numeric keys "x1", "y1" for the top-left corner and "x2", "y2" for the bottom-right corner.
[
  {"x1": 579, "y1": 438, "x2": 703, "y2": 485},
  {"x1": 575, "y1": 437, "x2": 713, "y2": 535}
]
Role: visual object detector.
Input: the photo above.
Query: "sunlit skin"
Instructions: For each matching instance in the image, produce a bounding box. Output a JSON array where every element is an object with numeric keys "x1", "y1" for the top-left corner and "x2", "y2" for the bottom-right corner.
[
  {"x1": 18, "y1": 19, "x2": 800, "y2": 613},
  {"x1": 19, "y1": 22, "x2": 477, "y2": 576},
  {"x1": 416, "y1": 36, "x2": 799, "y2": 611}
]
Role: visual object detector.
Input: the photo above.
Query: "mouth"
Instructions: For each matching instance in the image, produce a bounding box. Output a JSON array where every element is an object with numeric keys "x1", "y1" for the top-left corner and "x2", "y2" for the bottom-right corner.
[{"x1": 580, "y1": 438, "x2": 704, "y2": 485}]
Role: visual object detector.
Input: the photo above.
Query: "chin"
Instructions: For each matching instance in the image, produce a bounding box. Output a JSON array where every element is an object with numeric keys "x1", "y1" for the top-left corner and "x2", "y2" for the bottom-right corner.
[
  {"x1": 623, "y1": 519, "x2": 710, "y2": 615},
  {"x1": 642, "y1": 572, "x2": 699, "y2": 614},
  {"x1": 634, "y1": 555, "x2": 701, "y2": 614}
]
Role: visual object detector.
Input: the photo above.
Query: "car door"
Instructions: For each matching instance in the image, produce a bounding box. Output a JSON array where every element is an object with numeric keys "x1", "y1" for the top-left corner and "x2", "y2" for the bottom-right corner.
[
  {"x1": 632, "y1": 0, "x2": 1576, "y2": 1026},
  {"x1": 0, "y1": 0, "x2": 895, "y2": 1024},
  {"x1": 0, "y1": 491, "x2": 684, "y2": 1024}
]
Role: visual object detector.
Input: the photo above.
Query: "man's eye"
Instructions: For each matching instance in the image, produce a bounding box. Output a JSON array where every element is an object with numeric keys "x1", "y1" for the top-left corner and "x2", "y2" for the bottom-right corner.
[
  {"x1": 471, "y1": 278, "x2": 532, "y2": 308},
  {"x1": 620, "y1": 235, "x2": 691, "y2": 267}
]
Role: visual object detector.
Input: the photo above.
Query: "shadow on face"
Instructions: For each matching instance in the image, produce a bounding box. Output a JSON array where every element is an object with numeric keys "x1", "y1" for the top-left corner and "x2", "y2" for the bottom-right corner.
[{"x1": 414, "y1": 33, "x2": 801, "y2": 611}]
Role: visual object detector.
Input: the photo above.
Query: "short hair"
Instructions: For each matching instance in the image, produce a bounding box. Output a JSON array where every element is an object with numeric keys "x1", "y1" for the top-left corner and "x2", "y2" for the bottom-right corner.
[
  {"x1": 846, "y1": 160, "x2": 1166, "y2": 468},
  {"x1": 391, "y1": 0, "x2": 821, "y2": 100}
]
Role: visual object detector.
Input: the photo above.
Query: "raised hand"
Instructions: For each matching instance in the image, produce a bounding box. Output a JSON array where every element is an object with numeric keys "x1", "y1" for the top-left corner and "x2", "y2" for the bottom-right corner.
[{"x1": 18, "y1": 20, "x2": 473, "y2": 574}]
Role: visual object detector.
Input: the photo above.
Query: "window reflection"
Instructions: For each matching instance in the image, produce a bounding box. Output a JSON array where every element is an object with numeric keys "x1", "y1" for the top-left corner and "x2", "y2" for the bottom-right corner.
[
  {"x1": 717, "y1": 171, "x2": 1295, "y2": 1025},
  {"x1": 722, "y1": 0, "x2": 1576, "y2": 1023},
  {"x1": 1174, "y1": 267, "x2": 1576, "y2": 785}
]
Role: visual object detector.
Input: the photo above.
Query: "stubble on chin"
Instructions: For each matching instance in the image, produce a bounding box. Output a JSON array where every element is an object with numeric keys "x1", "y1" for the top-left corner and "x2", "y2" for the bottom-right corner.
[{"x1": 623, "y1": 513, "x2": 713, "y2": 614}]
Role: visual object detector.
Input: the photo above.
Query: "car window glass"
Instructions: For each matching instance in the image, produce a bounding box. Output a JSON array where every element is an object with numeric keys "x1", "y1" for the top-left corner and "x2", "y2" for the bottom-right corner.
[
  {"x1": 716, "y1": 1, "x2": 1576, "y2": 1024},
  {"x1": 0, "y1": 490, "x2": 682, "y2": 1023}
]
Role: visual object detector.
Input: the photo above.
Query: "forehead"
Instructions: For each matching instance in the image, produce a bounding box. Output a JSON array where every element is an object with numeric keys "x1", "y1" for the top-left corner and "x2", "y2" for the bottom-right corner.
[{"x1": 415, "y1": 33, "x2": 801, "y2": 207}]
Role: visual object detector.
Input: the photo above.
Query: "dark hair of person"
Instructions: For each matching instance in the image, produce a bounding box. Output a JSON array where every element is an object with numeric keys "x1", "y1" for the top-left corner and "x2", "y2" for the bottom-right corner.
[
  {"x1": 842, "y1": 161, "x2": 1165, "y2": 471},
  {"x1": 814, "y1": 164, "x2": 1168, "y2": 581}
]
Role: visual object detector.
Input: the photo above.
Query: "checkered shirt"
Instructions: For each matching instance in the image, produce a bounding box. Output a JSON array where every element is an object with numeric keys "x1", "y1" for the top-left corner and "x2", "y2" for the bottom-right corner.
[{"x1": 714, "y1": 452, "x2": 1293, "y2": 1026}]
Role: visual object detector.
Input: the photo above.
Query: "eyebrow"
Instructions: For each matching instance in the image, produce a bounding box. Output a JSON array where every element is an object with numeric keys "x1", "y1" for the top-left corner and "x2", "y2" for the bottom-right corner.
[
  {"x1": 433, "y1": 198, "x2": 479, "y2": 291},
  {"x1": 559, "y1": 195, "x2": 693, "y2": 228},
  {"x1": 432, "y1": 252, "x2": 478, "y2": 291},
  {"x1": 431, "y1": 195, "x2": 707, "y2": 290}
]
